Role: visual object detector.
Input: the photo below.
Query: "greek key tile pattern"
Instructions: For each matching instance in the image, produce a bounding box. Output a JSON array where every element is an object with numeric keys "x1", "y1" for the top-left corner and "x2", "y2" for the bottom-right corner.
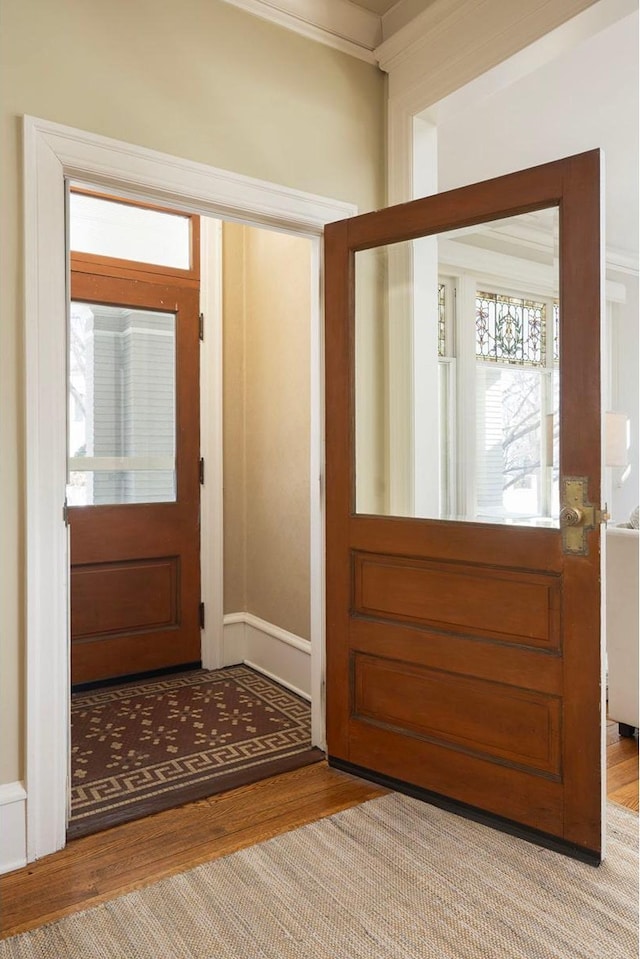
[{"x1": 69, "y1": 665, "x2": 318, "y2": 837}]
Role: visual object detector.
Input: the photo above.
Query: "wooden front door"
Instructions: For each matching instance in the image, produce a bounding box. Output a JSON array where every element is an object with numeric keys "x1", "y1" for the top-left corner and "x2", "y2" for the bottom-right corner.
[
  {"x1": 68, "y1": 201, "x2": 201, "y2": 685},
  {"x1": 325, "y1": 152, "x2": 604, "y2": 861}
]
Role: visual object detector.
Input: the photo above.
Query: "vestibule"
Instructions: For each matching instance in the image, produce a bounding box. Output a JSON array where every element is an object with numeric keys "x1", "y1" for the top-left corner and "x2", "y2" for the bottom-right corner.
[{"x1": 20, "y1": 116, "x2": 354, "y2": 866}]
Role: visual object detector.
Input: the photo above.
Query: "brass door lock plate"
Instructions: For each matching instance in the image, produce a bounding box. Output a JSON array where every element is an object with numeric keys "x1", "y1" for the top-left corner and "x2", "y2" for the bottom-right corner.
[{"x1": 560, "y1": 477, "x2": 608, "y2": 555}]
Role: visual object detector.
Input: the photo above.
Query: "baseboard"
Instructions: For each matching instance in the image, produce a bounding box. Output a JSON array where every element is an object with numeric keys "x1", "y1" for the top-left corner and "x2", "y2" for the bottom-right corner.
[
  {"x1": 223, "y1": 612, "x2": 311, "y2": 701},
  {"x1": 0, "y1": 782, "x2": 27, "y2": 875}
]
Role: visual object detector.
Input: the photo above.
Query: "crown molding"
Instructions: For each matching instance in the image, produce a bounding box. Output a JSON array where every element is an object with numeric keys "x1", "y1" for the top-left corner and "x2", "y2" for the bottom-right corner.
[
  {"x1": 217, "y1": 0, "x2": 637, "y2": 85},
  {"x1": 605, "y1": 247, "x2": 639, "y2": 277},
  {"x1": 219, "y1": 0, "x2": 381, "y2": 62},
  {"x1": 376, "y1": 0, "x2": 610, "y2": 102}
]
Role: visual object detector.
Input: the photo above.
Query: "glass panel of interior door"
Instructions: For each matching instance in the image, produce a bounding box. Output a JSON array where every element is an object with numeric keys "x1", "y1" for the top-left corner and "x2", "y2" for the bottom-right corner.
[
  {"x1": 68, "y1": 301, "x2": 177, "y2": 506},
  {"x1": 355, "y1": 208, "x2": 560, "y2": 526}
]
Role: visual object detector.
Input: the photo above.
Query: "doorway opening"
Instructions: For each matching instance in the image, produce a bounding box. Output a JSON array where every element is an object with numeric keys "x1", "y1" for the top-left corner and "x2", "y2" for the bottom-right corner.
[
  {"x1": 65, "y1": 188, "x2": 323, "y2": 838},
  {"x1": 24, "y1": 115, "x2": 353, "y2": 864}
]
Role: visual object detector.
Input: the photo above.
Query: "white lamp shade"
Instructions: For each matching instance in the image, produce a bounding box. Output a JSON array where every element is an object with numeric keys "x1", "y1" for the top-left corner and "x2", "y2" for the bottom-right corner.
[{"x1": 605, "y1": 411, "x2": 630, "y2": 468}]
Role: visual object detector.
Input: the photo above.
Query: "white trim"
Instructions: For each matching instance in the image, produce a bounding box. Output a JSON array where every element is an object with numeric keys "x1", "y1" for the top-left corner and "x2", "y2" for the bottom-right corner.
[
  {"x1": 309, "y1": 237, "x2": 327, "y2": 748},
  {"x1": 219, "y1": 0, "x2": 380, "y2": 62},
  {"x1": 24, "y1": 116, "x2": 354, "y2": 863},
  {"x1": 383, "y1": 0, "x2": 639, "y2": 208},
  {"x1": 222, "y1": 613, "x2": 313, "y2": 706},
  {"x1": 243, "y1": 612, "x2": 312, "y2": 654},
  {"x1": 605, "y1": 247, "x2": 639, "y2": 278},
  {"x1": 221, "y1": 616, "x2": 247, "y2": 665},
  {"x1": 0, "y1": 783, "x2": 27, "y2": 875},
  {"x1": 439, "y1": 239, "x2": 629, "y2": 303},
  {"x1": 243, "y1": 660, "x2": 311, "y2": 703},
  {"x1": 413, "y1": 0, "x2": 638, "y2": 124},
  {"x1": 24, "y1": 118, "x2": 70, "y2": 863},
  {"x1": 376, "y1": 0, "x2": 629, "y2": 101},
  {"x1": 194, "y1": 0, "x2": 638, "y2": 75},
  {"x1": 200, "y1": 218, "x2": 225, "y2": 670},
  {"x1": 36, "y1": 118, "x2": 355, "y2": 232}
]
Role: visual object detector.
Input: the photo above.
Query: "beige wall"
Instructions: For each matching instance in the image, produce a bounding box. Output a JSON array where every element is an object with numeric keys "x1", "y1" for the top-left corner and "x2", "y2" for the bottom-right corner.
[
  {"x1": 0, "y1": 0, "x2": 385, "y2": 784},
  {"x1": 223, "y1": 223, "x2": 311, "y2": 639}
]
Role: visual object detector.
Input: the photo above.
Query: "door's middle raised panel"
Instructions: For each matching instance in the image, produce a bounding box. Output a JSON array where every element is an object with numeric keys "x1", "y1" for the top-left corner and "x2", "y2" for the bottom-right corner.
[
  {"x1": 352, "y1": 652, "x2": 562, "y2": 778},
  {"x1": 353, "y1": 552, "x2": 560, "y2": 649}
]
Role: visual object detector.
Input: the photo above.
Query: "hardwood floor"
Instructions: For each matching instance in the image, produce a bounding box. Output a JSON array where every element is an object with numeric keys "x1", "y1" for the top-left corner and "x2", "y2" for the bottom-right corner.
[
  {"x1": 1, "y1": 729, "x2": 637, "y2": 940},
  {"x1": 0, "y1": 762, "x2": 386, "y2": 938},
  {"x1": 606, "y1": 719, "x2": 639, "y2": 812}
]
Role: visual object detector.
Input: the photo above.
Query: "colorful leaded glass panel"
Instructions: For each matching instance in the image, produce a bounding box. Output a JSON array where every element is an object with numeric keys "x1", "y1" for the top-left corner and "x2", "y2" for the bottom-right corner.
[
  {"x1": 438, "y1": 283, "x2": 446, "y2": 357},
  {"x1": 475, "y1": 292, "x2": 546, "y2": 366},
  {"x1": 553, "y1": 301, "x2": 560, "y2": 362}
]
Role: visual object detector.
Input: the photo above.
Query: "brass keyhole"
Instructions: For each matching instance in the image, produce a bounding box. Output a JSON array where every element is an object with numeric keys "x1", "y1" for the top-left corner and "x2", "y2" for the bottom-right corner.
[{"x1": 560, "y1": 505, "x2": 583, "y2": 527}]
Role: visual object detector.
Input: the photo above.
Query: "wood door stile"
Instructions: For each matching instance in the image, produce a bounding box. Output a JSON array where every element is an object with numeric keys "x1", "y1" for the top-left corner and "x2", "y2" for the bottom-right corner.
[{"x1": 325, "y1": 152, "x2": 603, "y2": 860}]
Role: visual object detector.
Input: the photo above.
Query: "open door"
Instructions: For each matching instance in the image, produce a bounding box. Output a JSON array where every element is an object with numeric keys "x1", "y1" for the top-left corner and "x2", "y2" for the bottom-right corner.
[{"x1": 325, "y1": 151, "x2": 605, "y2": 862}]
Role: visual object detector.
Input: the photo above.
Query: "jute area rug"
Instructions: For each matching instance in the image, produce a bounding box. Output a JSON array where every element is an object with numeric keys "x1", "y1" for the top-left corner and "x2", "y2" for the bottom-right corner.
[
  {"x1": 69, "y1": 665, "x2": 321, "y2": 838},
  {"x1": 2, "y1": 796, "x2": 637, "y2": 959}
]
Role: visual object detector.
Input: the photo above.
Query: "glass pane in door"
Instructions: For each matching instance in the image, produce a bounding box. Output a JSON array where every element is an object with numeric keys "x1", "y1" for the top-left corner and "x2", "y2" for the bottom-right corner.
[
  {"x1": 354, "y1": 207, "x2": 560, "y2": 526},
  {"x1": 68, "y1": 301, "x2": 177, "y2": 505}
]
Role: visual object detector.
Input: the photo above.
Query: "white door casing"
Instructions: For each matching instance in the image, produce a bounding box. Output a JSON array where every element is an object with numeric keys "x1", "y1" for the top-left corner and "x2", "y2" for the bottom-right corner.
[{"x1": 23, "y1": 115, "x2": 355, "y2": 862}]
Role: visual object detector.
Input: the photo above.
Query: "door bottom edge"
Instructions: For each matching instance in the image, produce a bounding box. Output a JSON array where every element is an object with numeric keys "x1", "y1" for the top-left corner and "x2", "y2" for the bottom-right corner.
[
  {"x1": 71, "y1": 661, "x2": 203, "y2": 694},
  {"x1": 328, "y1": 756, "x2": 602, "y2": 867}
]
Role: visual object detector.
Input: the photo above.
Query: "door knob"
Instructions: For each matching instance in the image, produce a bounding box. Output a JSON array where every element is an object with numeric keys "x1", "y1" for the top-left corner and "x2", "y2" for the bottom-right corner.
[{"x1": 560, "y1": 505, "x2": 583, "y2": 527}]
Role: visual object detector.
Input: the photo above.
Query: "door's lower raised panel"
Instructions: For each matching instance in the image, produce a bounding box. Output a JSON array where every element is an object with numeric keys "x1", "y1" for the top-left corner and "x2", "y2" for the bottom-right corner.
[
  {"x1": 352, "y1": 652, "x2": 562, "y2": 779},
  {"x1": 347, "y1": 719, "x2": 564, "y2": 836},
  {"x1": 71, "y1": 557, "x2": 179, "y2": 638},
  {"x1": 70, "y1": 555, "x2": 200, "y2": 685}
]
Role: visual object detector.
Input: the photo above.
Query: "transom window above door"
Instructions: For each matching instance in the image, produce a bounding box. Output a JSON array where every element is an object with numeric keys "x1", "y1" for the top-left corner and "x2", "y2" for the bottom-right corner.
[{"x1": 69, "y1": 191, "x2": 194, "y2": 270}]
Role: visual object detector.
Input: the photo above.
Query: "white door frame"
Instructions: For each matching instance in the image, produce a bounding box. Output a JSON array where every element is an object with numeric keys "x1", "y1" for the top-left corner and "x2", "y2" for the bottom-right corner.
[{"x1": 23, "y1": 115, "x2": 355, "y2": 863}]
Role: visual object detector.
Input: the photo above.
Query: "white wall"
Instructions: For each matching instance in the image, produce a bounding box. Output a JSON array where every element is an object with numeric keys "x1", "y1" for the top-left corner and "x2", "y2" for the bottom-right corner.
[
  {"x1": 431, "y1": 8, "x2": 639, "y2": 523},
  {"x1": 609, "y1": 271, "x2": 639, "y2": 523}
]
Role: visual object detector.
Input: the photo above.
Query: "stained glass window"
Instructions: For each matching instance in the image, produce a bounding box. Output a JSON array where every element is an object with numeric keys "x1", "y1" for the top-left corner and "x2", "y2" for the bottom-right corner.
[
  {"x1": 475, "y1": 292, "x2": 546, "y2": 366},
  {"x1": 438, "y1": 283, "x2": 446, "y2": 357}
]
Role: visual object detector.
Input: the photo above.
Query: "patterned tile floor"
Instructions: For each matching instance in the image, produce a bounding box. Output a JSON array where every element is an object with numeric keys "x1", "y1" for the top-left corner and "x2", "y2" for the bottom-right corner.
[{"x1": 69, "y1": 665, "x2": 321, "y2": 838}]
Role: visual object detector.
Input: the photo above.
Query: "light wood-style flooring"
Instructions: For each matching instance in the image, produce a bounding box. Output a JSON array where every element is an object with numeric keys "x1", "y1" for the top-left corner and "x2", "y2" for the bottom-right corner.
[
  {"x1": 606, "y1": 720, "x2": 639, "y2": 812},
  {"x1": 1, "y1": 728, "x2": 637, "y2": 940}
]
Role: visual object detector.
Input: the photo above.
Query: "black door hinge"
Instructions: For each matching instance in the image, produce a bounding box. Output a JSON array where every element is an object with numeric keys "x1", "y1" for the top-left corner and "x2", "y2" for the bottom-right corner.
[
  {"x1": 199, "y1": 602, "x2": 205, "y2": 629},
  {"x1": 199, "y1": 312, "x2": 204, "y2": 341},
  {"x1": 199, "y1": 457, "x2": 205, "y2": 484}
]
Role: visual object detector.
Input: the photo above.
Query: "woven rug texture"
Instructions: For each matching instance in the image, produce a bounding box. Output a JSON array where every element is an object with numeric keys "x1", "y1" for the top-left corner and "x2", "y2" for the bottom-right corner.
[
  {"x1": 69, "y1": 665, "x2": 320, "y2": 837},
  {"x1": 2, "y1": 796, "x2": 637, "y2": 958}
]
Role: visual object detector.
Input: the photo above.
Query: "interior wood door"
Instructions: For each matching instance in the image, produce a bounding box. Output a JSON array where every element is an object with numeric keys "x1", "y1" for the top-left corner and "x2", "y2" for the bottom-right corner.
[
  {"x1": 69, "y1": 271, "x2": 201, "y2": 685},
  {"x1": 325, "y1": 151, "x2": 605, "y2": 862}
]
